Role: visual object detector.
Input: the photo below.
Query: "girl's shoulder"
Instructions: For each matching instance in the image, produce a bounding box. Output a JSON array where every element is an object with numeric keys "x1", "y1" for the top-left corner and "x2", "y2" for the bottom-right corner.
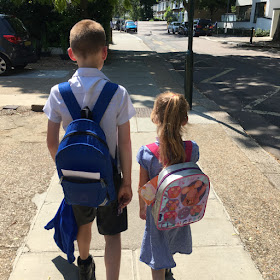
[
  {"x1": 183, "y1": 140, "x2": 199, "y2": 163},
  {"x1": 137, "y1": 144, "x2": 157, "y2": 160}
]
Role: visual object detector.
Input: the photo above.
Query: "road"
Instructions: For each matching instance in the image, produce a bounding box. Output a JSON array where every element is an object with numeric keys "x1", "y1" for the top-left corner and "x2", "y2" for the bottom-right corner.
[{"x1": 134, "y1": 21, "x2": 280, "y2": 161}]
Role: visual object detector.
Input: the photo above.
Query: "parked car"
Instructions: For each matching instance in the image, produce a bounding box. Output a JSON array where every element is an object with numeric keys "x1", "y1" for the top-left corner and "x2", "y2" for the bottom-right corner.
[
  {"x1": 0, "y1": 14, "x2": 37, "y2": 75},
  {"x1": 178, "y1": 22, "x2": 188, "y2": 36},
  {"x1": 124, "y1": 21, "x2": 137, "y2": 33},
  {"x1": 193, "y1": 19, "x2": 213, "y2": 37},
  {"x1": 167, "y1": 22, "x2": 180, "y2": 34}
]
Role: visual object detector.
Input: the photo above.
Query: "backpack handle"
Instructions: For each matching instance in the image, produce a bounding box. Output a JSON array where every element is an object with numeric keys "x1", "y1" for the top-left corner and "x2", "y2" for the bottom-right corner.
[{"x1": 147, "y1": 141, "x2": 193, "y2": 162}]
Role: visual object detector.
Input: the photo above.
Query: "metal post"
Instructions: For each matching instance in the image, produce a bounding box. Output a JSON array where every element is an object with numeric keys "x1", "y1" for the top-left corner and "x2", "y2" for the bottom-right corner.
[
  {"x1": 185, "y1": 0, "x2": 194, "y2": 109},
  {"x1": 250, "y1": 27, "x2": 254, "y2": 44}
]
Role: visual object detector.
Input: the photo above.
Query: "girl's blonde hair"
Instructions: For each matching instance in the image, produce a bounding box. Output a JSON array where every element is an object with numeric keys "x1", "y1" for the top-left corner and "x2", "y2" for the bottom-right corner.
[{"x1": 151, "y1": 92, "x2": 190, "y2": 166}]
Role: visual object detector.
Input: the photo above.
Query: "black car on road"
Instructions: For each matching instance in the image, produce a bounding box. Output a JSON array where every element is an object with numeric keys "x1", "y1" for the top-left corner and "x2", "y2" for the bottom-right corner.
[
  {"x1": 193, "y1": 19, "x2": 213, "y2": 36},
  {"x1": 0, "y1": 14, "x2": 37, "y2": 75}
]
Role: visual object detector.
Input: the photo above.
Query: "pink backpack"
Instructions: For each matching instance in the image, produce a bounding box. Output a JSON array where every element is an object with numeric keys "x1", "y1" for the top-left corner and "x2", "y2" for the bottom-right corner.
[{"x1": 144, "y1": 142, "x2": 210, "y2": 230}]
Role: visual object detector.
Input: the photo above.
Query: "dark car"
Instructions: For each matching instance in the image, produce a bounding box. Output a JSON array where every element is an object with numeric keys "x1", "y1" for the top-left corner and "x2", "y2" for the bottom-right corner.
[
  {"x1": 0, "y1": 14, "x2": 37, "y2": 75},
  {"x1": 178, "y1": 22, "x2": 188, "y2": 36},
  {"x1": 193, "y1": 19, "x2": 213, "y2": 37}
]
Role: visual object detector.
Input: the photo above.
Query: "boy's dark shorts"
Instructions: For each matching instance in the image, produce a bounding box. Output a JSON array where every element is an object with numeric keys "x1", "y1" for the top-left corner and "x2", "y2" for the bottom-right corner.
[{"x1": 72, "y1": 174, "x2": 127, "y2": 235}]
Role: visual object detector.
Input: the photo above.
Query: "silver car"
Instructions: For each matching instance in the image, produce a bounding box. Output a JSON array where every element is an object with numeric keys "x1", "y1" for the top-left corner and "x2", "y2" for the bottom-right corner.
[{"x1": 167, "y1": 22, "x2": 181, "y2": 34}]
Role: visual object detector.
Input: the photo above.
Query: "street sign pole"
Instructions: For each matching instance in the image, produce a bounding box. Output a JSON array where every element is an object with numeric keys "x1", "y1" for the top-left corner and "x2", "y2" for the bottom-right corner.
[{"x1": 185, "y1": 0, "x2": 194, "y2": 110}]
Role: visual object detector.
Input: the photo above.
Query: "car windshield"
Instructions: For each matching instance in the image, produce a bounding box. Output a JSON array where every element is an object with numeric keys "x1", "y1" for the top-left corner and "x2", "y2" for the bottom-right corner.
[
  {"x1": 6, "y1": 17, "x2": 28, "y2": 35},
  {"x1": 127, "y1": 22, "x2": 135, "y2": 26}
]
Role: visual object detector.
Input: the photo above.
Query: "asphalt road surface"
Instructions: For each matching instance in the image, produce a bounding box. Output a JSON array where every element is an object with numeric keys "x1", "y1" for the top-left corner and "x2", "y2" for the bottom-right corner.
[{"x1": 134, "y1": 21, "x2": 280, "y2": 161}]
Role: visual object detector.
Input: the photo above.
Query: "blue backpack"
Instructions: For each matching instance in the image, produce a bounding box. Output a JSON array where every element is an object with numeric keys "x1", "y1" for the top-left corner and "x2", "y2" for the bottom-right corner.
[{"x1": 55, "y1": 81, "x2": 119, "y2": 207}]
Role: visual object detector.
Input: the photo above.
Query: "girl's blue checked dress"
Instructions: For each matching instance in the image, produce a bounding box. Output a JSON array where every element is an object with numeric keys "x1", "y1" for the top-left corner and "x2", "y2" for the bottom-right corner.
[{"x1": 136, "y1": 140, "x2": 200, "y2": 270}]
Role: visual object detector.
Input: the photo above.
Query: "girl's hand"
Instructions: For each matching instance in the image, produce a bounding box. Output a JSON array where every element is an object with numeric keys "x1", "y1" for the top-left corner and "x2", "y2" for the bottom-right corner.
[{"x1": 139, "y1": 206, "x2": 147, "y2": 220}]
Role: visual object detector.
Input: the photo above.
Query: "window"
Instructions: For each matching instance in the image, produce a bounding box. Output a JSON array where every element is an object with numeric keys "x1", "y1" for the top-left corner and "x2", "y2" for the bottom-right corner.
[
  {"x1": 236, "y1": 5, "x2": 252, "y2": 22},
  {"x1": 254, "y1": 2, "x2": 266, "y2": 23}
]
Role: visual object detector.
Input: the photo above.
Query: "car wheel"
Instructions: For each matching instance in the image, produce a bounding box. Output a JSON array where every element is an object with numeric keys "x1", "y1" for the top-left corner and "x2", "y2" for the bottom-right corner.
[{"x1": 0, "y1": 54, "x2": 11, "y2": 76}]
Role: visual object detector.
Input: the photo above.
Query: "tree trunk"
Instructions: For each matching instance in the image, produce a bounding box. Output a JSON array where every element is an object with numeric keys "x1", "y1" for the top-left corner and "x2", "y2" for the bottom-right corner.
[
  {"x1": 80, "y1": 0, "x2": 88, "y2": 18},
  {"x1": 273, "y1": 15, "x2": 280, "y2": 42}
]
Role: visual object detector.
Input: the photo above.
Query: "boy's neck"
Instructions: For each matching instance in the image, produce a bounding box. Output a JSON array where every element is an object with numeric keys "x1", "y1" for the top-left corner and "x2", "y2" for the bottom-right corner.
[{"x1": 77, "y1": 60, "x2": 103, "y2": 70}]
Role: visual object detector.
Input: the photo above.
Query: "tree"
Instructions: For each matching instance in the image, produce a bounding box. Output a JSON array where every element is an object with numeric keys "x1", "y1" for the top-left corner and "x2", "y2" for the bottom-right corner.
[
  {"x1": 129, "y1": 0, "x2": 141, "y2": 21},
  {"x1": 113, "y1": 0, "x2": 132, "y2": 19},
  {"x1": 173, "y1": 0, "x2": 235, "y2": 20},
  {"x1": 139, "y1": 0, "x2": 157, "y2": 20},
  {"x1": 164, "y1": 6, "x2": 177, "y2": 23}
]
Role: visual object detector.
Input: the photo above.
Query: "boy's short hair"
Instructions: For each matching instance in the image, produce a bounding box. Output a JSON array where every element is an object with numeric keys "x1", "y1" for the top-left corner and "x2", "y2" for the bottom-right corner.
[{"x1": 70, "y1": 19, "x2": 106, "y2": 58}]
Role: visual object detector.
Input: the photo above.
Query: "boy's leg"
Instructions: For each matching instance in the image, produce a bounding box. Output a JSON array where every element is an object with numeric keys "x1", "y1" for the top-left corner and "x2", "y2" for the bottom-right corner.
[
  {"x1": 151, "y1": 268, "x2": 165, "y2": 280},
  {"x1": 77, "y1": 222, "x2": 93, "y2": 260},
  {"x1": 104, "y1": 233, "x2": 121, "y2": 280}
]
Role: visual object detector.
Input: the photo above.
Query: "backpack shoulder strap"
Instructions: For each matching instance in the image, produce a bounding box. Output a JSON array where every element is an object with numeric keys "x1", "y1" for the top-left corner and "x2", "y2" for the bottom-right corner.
[
  {"x1": 58, "y1": 82, "x2": 81, "y2": 120},
  {"x1": 146, "y1": 143, "x2": 160, "y2": 159},
  {"x1": 92, "y1": 82, "x2": 119, "y2": 124},
  {"x1": 184, "y1": 140, "x2": 193, "y2": 162},
  {"x1": 147, "y1": 141, "x2": 193, "y2": 162}
]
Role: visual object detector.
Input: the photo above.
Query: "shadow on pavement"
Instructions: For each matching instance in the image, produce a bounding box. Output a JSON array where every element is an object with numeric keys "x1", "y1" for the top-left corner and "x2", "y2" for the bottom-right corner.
[{"x1": 52, "y1": 256, "x2": 78, "y2": 280}]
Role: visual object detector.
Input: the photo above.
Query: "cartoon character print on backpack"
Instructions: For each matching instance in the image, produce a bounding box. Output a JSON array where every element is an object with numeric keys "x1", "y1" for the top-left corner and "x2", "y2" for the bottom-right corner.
[
  {"x1": 156, "y1": 177, "x2": 209, "y2": 229},
  {"x1": 181, "y1": 180, "x2": 207, "y2": 207}
]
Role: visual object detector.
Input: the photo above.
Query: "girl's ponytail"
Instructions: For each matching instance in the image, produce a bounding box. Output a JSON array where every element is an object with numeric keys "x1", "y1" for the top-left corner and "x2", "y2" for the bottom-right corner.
[{"x1": 151, "y1": 92, "x2": 189, "y2": 166}]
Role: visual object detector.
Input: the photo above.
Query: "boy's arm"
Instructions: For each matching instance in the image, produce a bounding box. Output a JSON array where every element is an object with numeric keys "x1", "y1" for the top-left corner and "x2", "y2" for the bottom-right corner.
[
  {"x1": 138, "y1": 165, "x2": 149, "y2": 220},
  {"x1": 47, "y1": 120, "x2": 60, "y2": 162},
  {"x1": 117, "y1": 121, "x2": 133, "y2": 209}
]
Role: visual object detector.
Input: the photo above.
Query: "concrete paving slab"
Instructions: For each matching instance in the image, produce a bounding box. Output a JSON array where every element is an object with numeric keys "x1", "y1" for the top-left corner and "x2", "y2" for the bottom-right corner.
[
  {"x1": 134, "y1": 246, "x2": 263, "y2": 280},
  {"x1": 172, "y1": 246, "x2": 263, "y2": 280},
  {"x1": 130, "y1": 116, "x2": 138, "y2": 133},
  {"x1": 136, "y1": 118, "x2": 157, "y2": 132},
  {"x1": 45, "y1": 174, "x2": 64, "y2": 204},
  {"x1": 9, "y1": 250, "x2": 134, "y2": 280},
  {"x1": 110, "y1": 32, "x2": 152, "y2": 52},
  {"x1": 26, "y1": 202, "x2": 62, "y2": 252}
]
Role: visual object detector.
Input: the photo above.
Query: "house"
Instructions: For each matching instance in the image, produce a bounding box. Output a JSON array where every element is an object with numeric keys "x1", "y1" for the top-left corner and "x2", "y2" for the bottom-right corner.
[
  {"x1": 153, "y1": 1, "x2": 187, "y2": 23},
  {"x1": 221, "y1": 0, "x2": 280, "y2": 37},
  {"x1": 153, "y1": 1, "x2": 225, "y2": 23}
]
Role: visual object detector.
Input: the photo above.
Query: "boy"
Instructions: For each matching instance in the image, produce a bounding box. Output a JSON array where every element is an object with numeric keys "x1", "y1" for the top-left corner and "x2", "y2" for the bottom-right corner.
[{"x1": 44, "y1": 20, "x2": 136, "y2": 280}]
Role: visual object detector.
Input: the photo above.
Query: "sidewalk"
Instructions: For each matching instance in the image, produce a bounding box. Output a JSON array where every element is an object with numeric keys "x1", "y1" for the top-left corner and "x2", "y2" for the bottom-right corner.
[
  {"x1": 7, "y1": 31, "x2": 278, "y2": 280},
  {"x1": 204, "y1": 34, "x2": 280, "y2": 49}
]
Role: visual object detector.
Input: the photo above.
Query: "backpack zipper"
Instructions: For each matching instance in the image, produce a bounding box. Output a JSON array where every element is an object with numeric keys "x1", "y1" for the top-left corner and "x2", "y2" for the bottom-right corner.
[
  {"x1": 158, "y1": 167, "x2": 201, "y2": 188},
  {"x1": 62, "y1": 131, "x2": 108, "y2": 148}
]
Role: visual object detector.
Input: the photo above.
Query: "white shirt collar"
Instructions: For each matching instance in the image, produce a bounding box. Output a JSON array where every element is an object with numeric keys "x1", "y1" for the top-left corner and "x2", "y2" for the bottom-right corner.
[{"x1": 73, "y1": 68, "x2": 109, "y2": 81}]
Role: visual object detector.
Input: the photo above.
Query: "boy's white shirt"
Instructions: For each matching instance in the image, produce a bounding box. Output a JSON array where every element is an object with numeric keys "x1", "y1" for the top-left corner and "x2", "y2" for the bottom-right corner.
[{"x1": 43, "y1": 67, "x2": 136, "y2": 159}]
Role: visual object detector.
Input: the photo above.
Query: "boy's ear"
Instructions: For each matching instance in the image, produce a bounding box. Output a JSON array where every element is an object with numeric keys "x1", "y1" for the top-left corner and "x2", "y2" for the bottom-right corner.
[
  {"x1": 68, "y1": 48, "x2": 77, "y2": 61},
  {"x1": 102, "y1": 46, "x2": 108, "y2": 61}
]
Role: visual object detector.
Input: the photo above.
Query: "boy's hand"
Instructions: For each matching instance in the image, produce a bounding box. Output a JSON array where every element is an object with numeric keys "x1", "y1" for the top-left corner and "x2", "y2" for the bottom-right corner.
[{"x1": 118, "y1": 182, "x2": 132, "y2": 209}]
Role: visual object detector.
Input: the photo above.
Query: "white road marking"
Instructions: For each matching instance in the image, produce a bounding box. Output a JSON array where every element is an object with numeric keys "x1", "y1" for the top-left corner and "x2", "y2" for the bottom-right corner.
[
  {"x1": 200, "y1": 68, "x2": 235, "y2": 83},
  {"x1": 243, "y1": 86, "x2": 280, "y2": 110}
]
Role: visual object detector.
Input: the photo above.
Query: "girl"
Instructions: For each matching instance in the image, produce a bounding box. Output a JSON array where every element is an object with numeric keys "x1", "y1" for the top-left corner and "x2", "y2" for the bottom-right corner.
[{"x1": 136, "y1": 92, "x2": 199, "y2": 280}]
